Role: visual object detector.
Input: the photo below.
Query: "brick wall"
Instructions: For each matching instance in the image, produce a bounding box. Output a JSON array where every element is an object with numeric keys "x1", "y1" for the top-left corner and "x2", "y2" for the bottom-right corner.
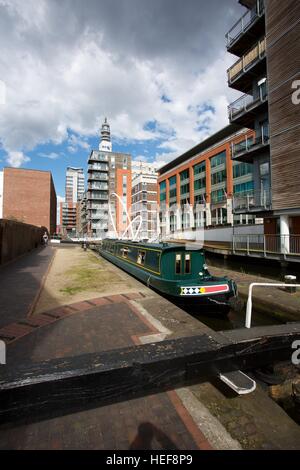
[
  {"x1": 0, "y1": 219, "x2": 45, "y2": 265},
  {"x1": 3, "y1": 168, "x2": 57, "y2": 234}
]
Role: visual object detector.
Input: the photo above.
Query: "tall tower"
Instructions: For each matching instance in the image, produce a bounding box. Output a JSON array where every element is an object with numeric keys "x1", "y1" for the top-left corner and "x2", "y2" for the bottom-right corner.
[{"x1": 99, "y1": 117, "x2": 112, "y2": 152}]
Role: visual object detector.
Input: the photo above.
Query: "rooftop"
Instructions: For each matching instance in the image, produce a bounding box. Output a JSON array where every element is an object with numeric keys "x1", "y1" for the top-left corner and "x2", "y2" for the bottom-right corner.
[{"x1": 158, "y1": 124, "x2": 242, "y2": 176}]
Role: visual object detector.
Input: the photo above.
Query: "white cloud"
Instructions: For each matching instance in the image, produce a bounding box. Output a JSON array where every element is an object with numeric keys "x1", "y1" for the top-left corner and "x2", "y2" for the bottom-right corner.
[
  {"x1": 0, "y1": 0, "x2": 244, "y2": 163},
  {"x1": 39, "y1": 152, "x2": 60, "y2": 159},
  {"x1": 6, "y1": 151, "x2": 30, "y2": 167}
]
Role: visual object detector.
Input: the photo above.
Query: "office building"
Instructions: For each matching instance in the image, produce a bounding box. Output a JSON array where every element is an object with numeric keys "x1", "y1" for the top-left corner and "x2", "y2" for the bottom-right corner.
[{"x1": 158, "y1": 124, "x2": 257, "y2": 236}]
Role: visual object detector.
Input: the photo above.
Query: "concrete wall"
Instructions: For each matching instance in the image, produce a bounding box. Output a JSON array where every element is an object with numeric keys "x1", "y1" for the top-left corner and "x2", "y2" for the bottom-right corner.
[
  {"x1": 167, "y1": 224, "x2": 264, "y2": 243},
  {"x1": 0, "y1": 219, "x2": 44, "y2": 265}
]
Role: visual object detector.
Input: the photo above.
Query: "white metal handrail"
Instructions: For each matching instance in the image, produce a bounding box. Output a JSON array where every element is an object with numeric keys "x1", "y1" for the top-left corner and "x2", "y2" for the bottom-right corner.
[{"x1": 246, "y1": 283, "x2": 300, "y2": 328}]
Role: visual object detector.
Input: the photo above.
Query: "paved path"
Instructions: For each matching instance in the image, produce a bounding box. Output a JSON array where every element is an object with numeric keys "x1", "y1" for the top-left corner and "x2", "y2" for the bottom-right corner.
[
  {"x1": 0, "y1": 247, "x2": 54, "y2": 329},
  {"x1": 0, "y1": 292, "x2": 212, "y2": 450},
  {"x1": 1, "y1": 246, "x2": 299, "y2": 450}
]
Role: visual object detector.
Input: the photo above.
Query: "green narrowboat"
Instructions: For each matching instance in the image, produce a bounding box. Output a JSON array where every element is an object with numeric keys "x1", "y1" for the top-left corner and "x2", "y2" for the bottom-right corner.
[{"x1": 99, "y1": 239, "x2": 237, "y2": 313}]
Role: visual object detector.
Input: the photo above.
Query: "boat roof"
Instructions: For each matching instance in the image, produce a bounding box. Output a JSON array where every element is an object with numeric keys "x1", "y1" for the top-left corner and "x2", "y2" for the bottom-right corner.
[{"x1": 102, "y1": 239, "x2": 204, "y2": 252}]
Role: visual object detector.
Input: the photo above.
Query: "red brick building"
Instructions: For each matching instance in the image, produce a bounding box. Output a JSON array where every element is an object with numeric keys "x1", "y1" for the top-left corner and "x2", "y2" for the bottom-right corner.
[{"x1": 2, "y1": 167, "x2": 57, "y2": 234}]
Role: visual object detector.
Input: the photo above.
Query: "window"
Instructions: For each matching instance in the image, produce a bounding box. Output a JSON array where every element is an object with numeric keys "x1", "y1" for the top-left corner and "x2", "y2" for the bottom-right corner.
[
  {"x1": 175, "y1": 254, "x2": 181, "y2": 274},
  {"x1": 169, "y1": 175, "x2": 176, "y2": 186},
  {"x1": 169, "y1": 187, "x2": 177, "y2": 199},
  {"x1": 160, "y1": 181, "x2": 166, "y2": 191},
  {"x1": 260, "y1": 162, "x2": 269, "y2": 176},
  {"x1": 121, "y1": 247, "x2": 129, "y2": 259},
  {"x1": 233, "y1": 181, "x2": 254, "y2": 194},
  {"x1": 194, "y1": 177, "x2": 206, "y2": 191},
  {"x1": 210, "y1": 151, "x2": 226, "y2": 168},
  {"x1": 180, "y1": 169, "x2": 189, "y2": 181},
  {"x1": 211, "y1": 170, "x2": 226, "y2": 185},
  {"x1": 185, "y1": 254, "x2": 191, "y2": 274},
  {"x1": 160, "y1": 192, "x2": 166, "y2": 202},
  {"x1": 233, "y1": 162, "x2": 253, "y2": 179},
  {"x1": 194, "y1": 162, "x2": 206, "y2": 175},
  {"x1": 211, "y1": 189, "x2": 225, "y2": 203},
  {"x1": 137, "y1": 250, "x2": 146, "y2": 265},
  {"x1": 181, "y1": 183, "x2": 189, "y2": 195}
]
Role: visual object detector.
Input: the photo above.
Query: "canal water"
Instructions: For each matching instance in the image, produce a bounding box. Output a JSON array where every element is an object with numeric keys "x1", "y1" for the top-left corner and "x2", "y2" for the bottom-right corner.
[{"x1": 181, "y1": 253, "x2": 299, "y2": 331}]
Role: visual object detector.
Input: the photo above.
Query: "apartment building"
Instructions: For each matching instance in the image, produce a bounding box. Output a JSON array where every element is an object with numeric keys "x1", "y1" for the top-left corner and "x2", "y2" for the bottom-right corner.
[
  {"x1": 60, "y1": 167, "x2": 85, "y2": 235},
  {"x1": 65, "y1": 167, "x2": 85, "y2": 204},
  {"x1": 87, "y1": 118, "x2": 132, "y2": 237},
  {"x1": 131, "y1": 160, "x2": 159, "y2": 179},
  {"x1": 0, "y1": 167, "x2": 57, "y2": 234},
  {"x1": 76, "y1": 192, "x2": 88, "y2": 235},
  {"x1": 158, "y1": 124, "x2": 257, "y2": 236},
  {"x1": 59, "y1": 201, "x2": 77, "y2": 234},
  {"x1": 227, "y1": 0, "x2": 300, "y2": 253},
  {"x1": 131, "y1": 172, "x2": 158, "y2": 240}
]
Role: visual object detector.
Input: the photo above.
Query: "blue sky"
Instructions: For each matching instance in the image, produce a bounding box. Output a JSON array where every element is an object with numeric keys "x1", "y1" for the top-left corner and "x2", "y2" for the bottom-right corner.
[{"x1": 0, "y1": 0, "x2": 244, "y2": 199}]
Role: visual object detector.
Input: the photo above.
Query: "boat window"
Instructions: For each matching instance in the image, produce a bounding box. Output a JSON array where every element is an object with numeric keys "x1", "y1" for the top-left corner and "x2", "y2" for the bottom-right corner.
[
  {"x1": 185, "y1": 254, "x2": 191, "y2": 274},
  {"x1": 137, "y1": 250, "x2": 146, "y2": 265},
  {"x1": 175, "y1": 254, "x2": 181, "y2": 274},
  {"x1": 121, "y1": 247, "x2": 129, "y2": 259}
]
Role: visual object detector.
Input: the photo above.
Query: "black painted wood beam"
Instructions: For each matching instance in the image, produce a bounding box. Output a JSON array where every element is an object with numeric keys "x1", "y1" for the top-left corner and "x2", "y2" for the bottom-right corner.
[{"x1": 0, "y1": 323, "x2": 299, "y2": 426}]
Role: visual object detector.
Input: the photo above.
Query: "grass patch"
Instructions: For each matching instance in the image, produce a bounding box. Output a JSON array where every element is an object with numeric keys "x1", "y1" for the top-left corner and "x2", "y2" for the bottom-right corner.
[
  {"x1": 60, "y1": 286, "x2": 83, "y2": 296},
  {"x1": 59, "y1": 259, "x2": 126, "y2": 297}
]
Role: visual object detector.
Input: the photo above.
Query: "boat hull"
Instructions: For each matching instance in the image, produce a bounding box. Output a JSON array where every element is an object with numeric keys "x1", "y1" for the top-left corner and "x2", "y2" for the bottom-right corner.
[{"x1": 99, "y1": 248, "x2": 236, "y2": 312}]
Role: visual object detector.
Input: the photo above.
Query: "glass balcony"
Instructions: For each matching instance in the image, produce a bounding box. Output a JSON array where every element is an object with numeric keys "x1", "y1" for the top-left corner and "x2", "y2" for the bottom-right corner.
[
  {"x1": 233, "y1": 188, "x2": 271, "y2": 212},
  {"x1": 87, "y1": 192, "x2": 109, "y2": 200},
  {"x1": 232, "y1": 132, "x2": 269, "y2": 160},
  {"x1": 88, "y1": 173, "x2": 108, "y2": 181},
  {"x1": 90, "y1": 182, "x2": 108, "y2": 190},
  {"x1": 226, "y1": 0, "x2": 265, "y2": 50},
  {"x1": 227, "y1": 37, "x2": 266, "y2": 85},
  {"x1": 88, "y1": 152, "x2": 109, "y2": 163},
  {"x1": 228, "y1": 82, "x2": 267, "y2": 122},
  {"x1": 88, "y1": 164, "x2": 108, "y2": 171}
]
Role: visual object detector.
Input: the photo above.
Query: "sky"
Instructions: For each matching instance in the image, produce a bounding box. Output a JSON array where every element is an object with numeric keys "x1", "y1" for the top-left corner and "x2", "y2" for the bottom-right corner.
[{"x1": 0, "y1": 0, "x2": 245, "y2": 204}]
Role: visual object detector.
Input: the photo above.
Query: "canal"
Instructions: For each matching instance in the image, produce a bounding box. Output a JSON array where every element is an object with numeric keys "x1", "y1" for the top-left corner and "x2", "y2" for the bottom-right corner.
[{"x1": 180, "y1": 253, "x2": 300, "y2": 331}]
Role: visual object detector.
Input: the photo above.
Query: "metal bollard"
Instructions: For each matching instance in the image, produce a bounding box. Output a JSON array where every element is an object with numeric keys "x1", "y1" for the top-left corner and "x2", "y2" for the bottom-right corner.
[{"x1": 284, "y1": 275, "x2": 297, "y2": 293}]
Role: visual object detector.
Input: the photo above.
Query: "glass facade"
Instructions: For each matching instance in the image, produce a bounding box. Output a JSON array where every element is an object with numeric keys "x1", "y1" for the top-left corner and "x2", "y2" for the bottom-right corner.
[
  {"x1": 210, "y1": 151, "x2": 226, "y2": 168},
  {"x1": 194, "y1": 161, "x2": 206, "y2": 175}
]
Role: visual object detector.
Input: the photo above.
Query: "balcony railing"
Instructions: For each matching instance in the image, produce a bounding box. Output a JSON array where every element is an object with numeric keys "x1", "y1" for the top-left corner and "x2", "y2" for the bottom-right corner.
[
  {"x1": 233, "y1": 234, "x2": 300, "y2": 257},
  {"x1": 90, "y1": 183, "x2": 108, "y2": 190},
  {"x1": 89, "y1": 152, "x2": 109, "y2": 163},
  {"x1": 227, "y1": 37, "x2": 266, "y2": 84},
  {"x1": 232, "y1": 132, "x2": 269, "y2": 159},
  {"x1": 233, "y1": 188, "x2": 271, "y2": 211},
  {"x1": 88, "y1": 173, "x2": 108, "y2": 181},
  {"x1": 88, "y1": 164, "x2": 109, "y2": 171},
  {"x1": 228, "y1": 83, "x2": 267, "y2": 120},
  {"x1": 87, "y1": 192, "x2": 109, "y2": 200},
  {"x1": 226, "y1": 0, "x2": 265, "y2": 48},
  {"x1": 91, "y1": 223, "x2": 108, "y2": 230}
]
